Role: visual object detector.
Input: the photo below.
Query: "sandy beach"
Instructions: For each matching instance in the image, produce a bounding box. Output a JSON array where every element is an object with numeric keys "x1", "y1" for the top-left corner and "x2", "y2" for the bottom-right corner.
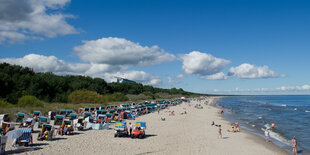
[{"x1": 5, "y1": 98, "x2": 289, "y2": 155}]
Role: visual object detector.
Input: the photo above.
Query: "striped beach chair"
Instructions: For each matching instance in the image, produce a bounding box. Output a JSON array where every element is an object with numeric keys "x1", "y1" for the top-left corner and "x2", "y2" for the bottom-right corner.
[{"x1": 17, "y1": 128, "x2": 32, "y2": 146}]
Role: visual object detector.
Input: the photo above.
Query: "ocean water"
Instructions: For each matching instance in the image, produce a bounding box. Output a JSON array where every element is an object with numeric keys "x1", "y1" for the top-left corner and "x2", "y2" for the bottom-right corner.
[{"x1": 217, "y1": 96, "x2": 310, "y2": 154}]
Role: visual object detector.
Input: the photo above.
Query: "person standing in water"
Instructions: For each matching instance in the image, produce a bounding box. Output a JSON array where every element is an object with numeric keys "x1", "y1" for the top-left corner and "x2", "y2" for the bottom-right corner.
[
  {"x1": 292, "y1": 136, "x2": 297, "y2": 155},
  {"x1": 264, "y1": 128, "x2": 270, "y2": 142}
]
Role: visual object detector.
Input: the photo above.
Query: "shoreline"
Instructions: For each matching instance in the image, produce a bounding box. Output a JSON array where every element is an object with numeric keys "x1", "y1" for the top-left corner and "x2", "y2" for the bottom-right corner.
[
  {"x1": 5, "y1": 98, "x2": 289, "y2": 155},
  {"x1": 206, "y1": 97, "x2": 290, "y2": 155},
  {"x1": 209, "y1": 96, "x2": 292, "y2": 154}
]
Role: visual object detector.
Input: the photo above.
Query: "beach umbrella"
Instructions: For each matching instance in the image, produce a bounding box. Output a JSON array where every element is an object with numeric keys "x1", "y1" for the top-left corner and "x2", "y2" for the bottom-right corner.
[{"x1": 5, "y1": 128, "x2": 24, "y2": 140}]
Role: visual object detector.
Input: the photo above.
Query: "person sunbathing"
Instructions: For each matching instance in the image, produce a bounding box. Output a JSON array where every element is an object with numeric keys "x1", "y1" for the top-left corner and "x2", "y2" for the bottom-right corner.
[
  {"x1": 3, "y1": 125, "x2": 10, "y2": 135},
  {"x1": 39, "y1": 130, "x2": 49, "y2": 140}
]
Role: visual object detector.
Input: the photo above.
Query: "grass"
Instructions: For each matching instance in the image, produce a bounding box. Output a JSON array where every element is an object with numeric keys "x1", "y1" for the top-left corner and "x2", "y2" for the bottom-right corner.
[{"x1": 0, "y1": 93, "x2": 202, "y2": 121}]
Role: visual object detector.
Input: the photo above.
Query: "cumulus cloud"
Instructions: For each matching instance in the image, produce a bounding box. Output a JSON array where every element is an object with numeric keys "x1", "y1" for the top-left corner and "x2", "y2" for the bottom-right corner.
[
  {"x1": 181, "y1": 51, "x2": 231, "y2": 76},
  {"x1": 228, "y1": 63, "x2": 285, "y2": 79},
  {"x1": 0, "y1": 54, "x2": 92, "y2": 75},
  {"x1": 205, "y1": 72, "x2": 228, "y2": 80},
  {"x1": 74, "y1": 37, "x2": 176, "y2": 66},
  {"x1": 0, "y1": 54, "x2": 161, "y2": 85},
  {"x1": 0, "y1": 0, "x2": 77, "y2": 43},
  {"x1": 176, "y1": 74, "x2": 184, "y2": 79},
  {"x1": 102, "y1": 71, "x2": 161, "y2": 85}
]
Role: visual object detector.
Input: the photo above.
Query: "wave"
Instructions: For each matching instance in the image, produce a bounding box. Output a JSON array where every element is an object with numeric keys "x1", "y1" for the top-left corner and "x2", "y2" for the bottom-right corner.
[
  {"x1": 262, "y1": 124, "x2": 291, "y2": 145},
  {"x1": 305, "y1": 110, "x2": 310, "y2": 113}
]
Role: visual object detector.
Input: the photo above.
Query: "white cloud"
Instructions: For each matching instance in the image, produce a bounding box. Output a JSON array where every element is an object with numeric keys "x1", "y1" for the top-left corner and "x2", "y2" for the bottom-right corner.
[
  {"x1": 211, "y1": 85, "x2": 310, "y2": 94},
  {"x1": 0, "y1": 54, "x2": 90, "y2": 74},
  {"x1": 102, "y1": 71, "x2": 161, "y2": 85},
  {"x1": 228, "y1": 63, "x2": 285, "y2": 79},
  {"x1": 0, "y1": 54, "x2": 161, "y2": 85},
  {"x1": 205, "y1": 72, "x2": 228, "y2": 80},
  {"x1": 0, "y1": 0, "x2": 77, "y2": 43},
  {"x1": 74, "y1": 37, "x2": 176, "y2": 66},
  {"x1": 276, "y1": 85, "x2": 310, "y2": 91},
  {"x1": 181, "y1": 51, "x2": 231, "y2": 76},
  {"x1": 176, "y1": 74, "x2": 184, "y2": 79}
]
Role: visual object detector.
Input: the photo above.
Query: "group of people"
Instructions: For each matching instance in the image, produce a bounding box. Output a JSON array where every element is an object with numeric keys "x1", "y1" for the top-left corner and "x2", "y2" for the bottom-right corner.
[{"x1": 227, "y1": 122, "x2": 240, "y2": 132}]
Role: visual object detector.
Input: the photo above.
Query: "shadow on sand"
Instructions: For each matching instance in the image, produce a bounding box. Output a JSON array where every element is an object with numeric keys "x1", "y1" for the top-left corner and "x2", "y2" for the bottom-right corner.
[
  {"x1": 51, "y1": 137, "x2": 67, "y2": 141},
  {"x1": 30, "y1": 143, "x2": 48, "y2": 147},
  {"x1": 5, "y1": 147, "x2": 43, "y2": 154},
  {"x1": 143, "y1": 134, "x2": 157, "y2": 139}
]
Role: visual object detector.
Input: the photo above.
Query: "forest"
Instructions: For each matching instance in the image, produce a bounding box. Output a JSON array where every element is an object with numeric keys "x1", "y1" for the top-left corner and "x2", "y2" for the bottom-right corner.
[{"x1": 0, "y1": 63, "x2": 202, "y2": 105}]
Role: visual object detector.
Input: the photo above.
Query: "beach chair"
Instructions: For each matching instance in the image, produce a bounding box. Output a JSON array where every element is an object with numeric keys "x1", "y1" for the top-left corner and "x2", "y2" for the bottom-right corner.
[
  {"x1": 61, "y1": 120, "x2": 74, "y2": 135},
  {"x1": 112, "y1": 113, "x2": 120, "y2": 121},
  {"x1": 20, "y1": 118, "x2": 35, "y2": 130},
  {"x1": 84, "y1": 107, "x2": 90, "y2": 112},
  {"x1": 37, "y1": 124, "x2": 54, "y2": 141},
  {"x1": 90, "y1": 107, "x2": 95, "y2": 112},
  {"x1": 114, "y1": 122, "x2": 128, "y2": 137},
  {"x1": 17, "y1": 128, "x2": 33, "y2": 146},
  {"x1": 54, "y1": 115, "x2": 64, "y2": 125},
  {"x1": 59, "y1": 110, "x2": 67, "y2": 116},
  {"x1": 0, "y1": 114, "x2": 9, "y2": 123},
  {"x1": 97, "y1": 114, "x2": 105, "y2": 122},
  {"x1": 84, "y1": 112, "x2": 92, "y2": 118},
  {"x1": 73, "y1": 117, "x2": 84, "y2": 131},
  {"x1": 48, "y1": 111, "x2": 56, "y2": 120},
  {"x1": 105, "y1": 114, "x2": 112, "y2": 123},
  {"x1": 1, "y1": 122, "x2": 14, "y2": 135},
  {"x1": 16, "y1": 113, "x2": 25, "y2": 122},
  {"x1": 132, "y1": 122, "x2": 146, "y2": 138},
  {"x1": 37, "y1": 116, "x2": 50, "y2": 128},
  {"x1": 109, "y1": 109, "x2": 115, "y2": 114},
  {"x1": 65, "y1": 110, "x2": 73, "y2": 117},
  {"x1": 0, "y1": 135, "x2": 7, "y2": 155},
  {"x1": 33, "y1": 111, "x2": 41, "y2": 118},
  {"x1": 69, "y1": 113, "x2": 77, "y2": 120}
]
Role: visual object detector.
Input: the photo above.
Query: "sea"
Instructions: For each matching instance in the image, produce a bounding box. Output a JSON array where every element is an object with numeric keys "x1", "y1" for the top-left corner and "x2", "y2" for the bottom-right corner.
[{"x1": 216, "y1": 95, "x2": 310, "y2": 154}]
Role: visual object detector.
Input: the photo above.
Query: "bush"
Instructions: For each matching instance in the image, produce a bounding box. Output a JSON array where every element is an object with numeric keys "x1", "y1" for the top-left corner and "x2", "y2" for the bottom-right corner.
[
  {"x1": 104, "y1": 92, "x2": 129, "y2": 102},
  {"x1": 18, "y1": 95, "x2": 44, "y2": 107},
  {"x1": 0, "y1": 99, "x2": 13, "y2": 107},
  {"x1": 68, "y1": 90, "x2": 106, "y2": 104}
]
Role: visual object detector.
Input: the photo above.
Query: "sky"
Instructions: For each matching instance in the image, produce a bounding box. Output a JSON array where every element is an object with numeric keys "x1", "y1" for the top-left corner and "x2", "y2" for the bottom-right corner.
[{"x1": 0, "y1": 0, "x2": 310, "y2": 95}]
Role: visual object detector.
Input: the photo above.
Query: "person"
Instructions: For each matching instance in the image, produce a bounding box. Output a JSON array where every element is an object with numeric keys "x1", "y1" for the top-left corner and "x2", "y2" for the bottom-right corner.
[
  {"x1": 211, "y1": 121, "x2": 215, "y2": 126},
  {"x1": 129, "y1": 122, "x2": 133, "y2": 136},
  {"x1": 264, "y1": 128, "x2": 269, "y2": 142},
  {"x1": 3, "y1": 124, "x2": 10, "y2": 135},
  {"x1": 292, "y1": 136, "x2": 297, "y2": 155},
  {"x1": 271, "y1": 123, "x2": 275, "y2": 130},
  {"x1": 39, "y1": 130, "x2": 49, "y2": 140},
  {"x1": 218, "y1": 125, "x2": 222, "y2": 139},
  {"x1": 58, "y1": 127, "x2": 63, "y2": 136}
]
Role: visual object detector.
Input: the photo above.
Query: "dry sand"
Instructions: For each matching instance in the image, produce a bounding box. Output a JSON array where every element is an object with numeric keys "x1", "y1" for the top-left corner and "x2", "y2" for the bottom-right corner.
[{"x1": 6, "y1": 98, "x2": 289, "y2": 155}]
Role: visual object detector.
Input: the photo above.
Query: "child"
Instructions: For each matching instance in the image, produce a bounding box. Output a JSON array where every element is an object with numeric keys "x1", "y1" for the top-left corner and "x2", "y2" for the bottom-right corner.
[{"x1": 218, "y1": 125, "x2": 222, "y2": 139}]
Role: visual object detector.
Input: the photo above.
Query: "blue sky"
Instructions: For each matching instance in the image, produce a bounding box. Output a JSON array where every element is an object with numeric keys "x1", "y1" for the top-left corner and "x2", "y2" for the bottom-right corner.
[{"x1": 1, "y1": 0, "x2": 310, "y2": 95}]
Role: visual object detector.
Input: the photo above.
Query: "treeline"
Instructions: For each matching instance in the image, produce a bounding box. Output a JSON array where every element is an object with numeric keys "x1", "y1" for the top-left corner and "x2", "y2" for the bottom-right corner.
[{"x1": 0, "y1": 63, "x2": 200, "y2": 104}]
